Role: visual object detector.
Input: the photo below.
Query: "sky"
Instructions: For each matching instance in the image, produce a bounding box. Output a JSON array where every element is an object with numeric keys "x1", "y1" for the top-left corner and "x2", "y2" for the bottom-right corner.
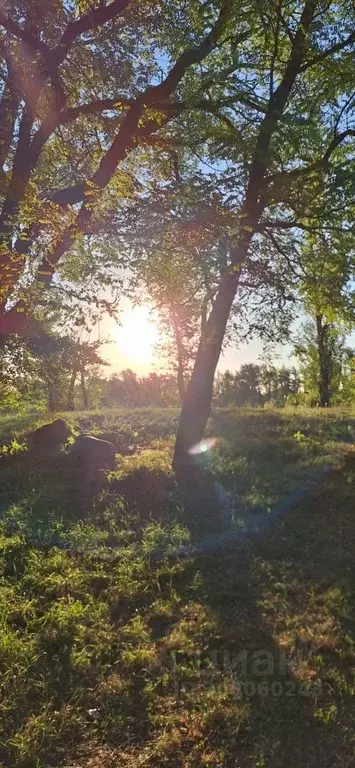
[
  {"x1": 96, "y1": 294, "x2": 355, "y2": 380},
  {"x1": 98, "y1": 297, "x2": 297, "y2": 377}
]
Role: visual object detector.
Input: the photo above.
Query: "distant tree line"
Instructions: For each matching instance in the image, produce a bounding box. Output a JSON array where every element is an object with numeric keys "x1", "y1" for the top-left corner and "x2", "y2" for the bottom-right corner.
[
  {"x1": 214, "y1": 364, "x2": 301, "y2": 408},
  {"x1": 0, "y1": 331, "x2": 179, "y2": 412},
  {"x1": 1, "y1": 309, "x2": 354, "y2": 413},
  {"x1": 214, "y1": 318, "x2": 355, "y2": 409},
  {"x1": 102, "y1": 371, "x2": 179, "y2": 409}
]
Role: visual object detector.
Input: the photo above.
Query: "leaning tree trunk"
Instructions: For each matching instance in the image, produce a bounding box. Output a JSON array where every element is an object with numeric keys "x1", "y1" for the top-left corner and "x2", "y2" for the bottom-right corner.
[
  {"x1": 173, "y1": 270, "x2": 240, "y2": 469},
  {"x1": 172, "y1": 0, "x2": 318, "y2": 469},
  {"x1": 177, "y1": 362, "x2": 185, "y2": 404}
]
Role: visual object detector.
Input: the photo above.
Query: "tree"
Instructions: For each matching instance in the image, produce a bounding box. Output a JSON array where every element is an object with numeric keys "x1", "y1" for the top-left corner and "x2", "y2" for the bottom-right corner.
[
  {"x1": 125, "y1": 173, "x2": 234, "y2": 401},
  {"x1": 315, "y1": 314, "x2": 335, "y2": 407},
  {"x1": 13, "y1": 334, "x2": 72, "y2": 411},
  {"x1": 107, "y1": 369, "x2": 140, "y2": 407},
  {"x1": 334, "y1": 354, "x2": 355, "y2": 405},
  {"x1": 277, "y1": 366, "x2": 301, "y2": 404},
  {"x1": 234, "y1": 363, "x2": 262, "y2": 406},
  {"x1": 259, "y1": 363, "x2": 279, "y2": 404},
  {"x1": 105, "y1": 369, "x2": 178, "y2": 406},
  {"x1": 214, "y1": 363, "x2": 300, "y2": 406},
  {"x1": 295, "y1": 230, "x2": 355, "y2": 406},
  {"x1": 294, "y1": 316, "x2": 351, "y2": 406},
  {"x1": 214, "y1": 369, "x2": 236, "y2": 406},
  {"x1": 171, "y1": 0, "x2": 355, "y2": 466},
  {"x1": 0, "y1": 330, "x2": 107, "y2": 411},
  {"x1": 0, "y1": 334, "x2": 39, "y2": 410},
  {"x1": 0, "y1": 0, "x2": 231, "y2": 336},
  {"x1": 65, "y1": 338, "x2": 107, "y2": 410},
  {"x1": 0, "y1": 1, "x2": 354, "y2": 467}
]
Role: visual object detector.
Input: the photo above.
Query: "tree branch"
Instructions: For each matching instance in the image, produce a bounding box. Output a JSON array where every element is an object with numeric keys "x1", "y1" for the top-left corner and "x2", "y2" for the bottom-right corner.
[
  {"x1": 0, "y1": 2, "x2": 132, "y2": 112},
  {"x1": 31, "y1": 92, "x2": 258, "y2": 161},
  {"x1": 0, "y1": 61, "x2": 19, "y2": 169},
  {"x1": 266, "y1": 128, "x2": 355, "y2": 183},
  {"x1": 247, "y1": 0, "x2": 317, "y2": 192},
  {"x1": 300, "y1": 29, "x2": 355, "y2": 71},
  {"x1": 12, "y1": 1, "x2": 234, "y2": 294},
  {"x1": 0, "y1": 11, "x2": 66, "y2": 109},
  {"x1": 0, "y1": 105, "x2": 33, "y2": 239},
  {"x1": 257, "y1": 219, "x2": 319, "y2": 232},
  {"x1": 199, "y1": 103, "x2": 244, "y2": 142},
  {"x1": 29, "y1": 97, "x2": 130, "y2": 160},
  {"x1": 0, "y1": 11, "x2": 48, "y2": 53},
  {"x1": 269, "y1": 0, "x2": 282, "y2": 98},
  {"x1": 227, "y1": 0, "x2": 318, "y2": 266},
  {"x1": 55, "y1": 0, "x2": 131, "y2": 62}
]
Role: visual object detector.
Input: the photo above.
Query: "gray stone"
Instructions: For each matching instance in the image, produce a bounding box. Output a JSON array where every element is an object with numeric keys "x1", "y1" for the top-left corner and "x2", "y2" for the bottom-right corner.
[
  {"x1": 32, "y1": 419, "x2": 72, "y2": 449},
  {"x1": 72, "y1": 435, "x2": 116, "y2": 471}
]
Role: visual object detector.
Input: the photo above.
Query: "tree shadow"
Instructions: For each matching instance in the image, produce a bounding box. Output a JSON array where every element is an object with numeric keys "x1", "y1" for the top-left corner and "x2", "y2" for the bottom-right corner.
[
  {"x1": 2, "y1": 422, "x2": 355, "y2": 766},
  {"x1": 174, "y1": 458, "x2": 355, "y2": 767},
  {"x1": 102, "y1": 446, "x2": 354, "y2": 766}
]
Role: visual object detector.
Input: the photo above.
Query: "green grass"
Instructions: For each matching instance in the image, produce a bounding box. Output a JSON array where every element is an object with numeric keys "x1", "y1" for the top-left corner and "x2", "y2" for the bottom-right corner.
[{"x1": 0, "y1": 406, "x2": 355, "y2": 767}]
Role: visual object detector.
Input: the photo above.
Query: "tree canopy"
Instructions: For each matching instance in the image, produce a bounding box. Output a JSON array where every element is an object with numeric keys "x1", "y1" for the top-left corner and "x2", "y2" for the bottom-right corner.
[{"x1": 0, "y1": 0, "x2": 354, "y2": 463}]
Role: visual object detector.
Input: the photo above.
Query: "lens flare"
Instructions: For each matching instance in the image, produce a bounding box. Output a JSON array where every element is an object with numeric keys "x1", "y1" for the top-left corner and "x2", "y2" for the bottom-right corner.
[{"x1": 188, "y1": 438, "x2": 217, "y2": 456}]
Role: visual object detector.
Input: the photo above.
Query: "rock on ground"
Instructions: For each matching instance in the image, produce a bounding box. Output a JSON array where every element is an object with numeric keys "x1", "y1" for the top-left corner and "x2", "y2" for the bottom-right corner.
[
  {"x1": 72, "y1": 435, "x2": 116, "y2": 471},
  {"x1": 32, "y1": 419, "x2": 72, "y2": 449}
]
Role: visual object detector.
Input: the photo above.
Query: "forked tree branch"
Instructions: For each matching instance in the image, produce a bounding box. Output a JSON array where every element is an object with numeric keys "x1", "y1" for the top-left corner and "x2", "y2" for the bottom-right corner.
[
  {"x1": 39, "y1": 1, "x2": 233, "y2": 269},
  {"x1": 0, "y1": 1, "x2": 233, "y2": 333},
  {"x1": 55, "y1": 0, "x2": 131, "y2": 62}
]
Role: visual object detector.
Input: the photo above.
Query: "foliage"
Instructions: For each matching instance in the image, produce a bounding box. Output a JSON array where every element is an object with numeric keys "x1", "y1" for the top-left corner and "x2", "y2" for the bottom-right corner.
[
  {"x1": 294, "y1": 315, "x2": 354, "y2": 406},
  {"x1": 104, "y1": 369, "x2": 179, "y2": 408},
  {"x1": 0, "y1": 0, "x2": 235, "y2": 332},
  {"x1": 122, "y1": 173, "x2": 236, "y2": 395},
  {"x1": 214, "y1": 363, "x2": 301, "y2": 407},
  {"x1": 0, "y1": 327, "x2": 108, "y2": 411},
  {"x1": 0, "y1": 0, "x2": 354, "y2": 463}
]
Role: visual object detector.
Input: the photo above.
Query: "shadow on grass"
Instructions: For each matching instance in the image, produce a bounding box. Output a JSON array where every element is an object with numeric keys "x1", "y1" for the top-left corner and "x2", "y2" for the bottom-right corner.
[
  {"x1": 1, "y1": 412, "x2": 355, "y2": 766},
  {"x1": 111, "y1": 452, "x2": 355, "y2": 766},
  {"x1": 146, "y1": 458, "x2": 355, "y2": 767}
]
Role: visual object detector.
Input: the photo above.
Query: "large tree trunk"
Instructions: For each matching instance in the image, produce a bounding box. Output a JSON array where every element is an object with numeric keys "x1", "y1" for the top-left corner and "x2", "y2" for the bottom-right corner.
[
  {"x1": 316, "y1": 313, "x2": 331, "y2": 407},
  {"x1": 173, "y1": 270, "x2": 240, "y2": 469},
  {"x1": 0, "y1": 77, "x2": 19, "y2": 172}
]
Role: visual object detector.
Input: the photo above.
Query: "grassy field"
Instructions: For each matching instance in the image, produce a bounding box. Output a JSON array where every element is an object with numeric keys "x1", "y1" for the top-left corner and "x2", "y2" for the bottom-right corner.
[{"x1": 1, "y1": 406, "x2": 355, "y2": 767}]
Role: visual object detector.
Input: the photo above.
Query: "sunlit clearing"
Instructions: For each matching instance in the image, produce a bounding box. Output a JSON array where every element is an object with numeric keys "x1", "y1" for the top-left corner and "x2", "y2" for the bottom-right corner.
[
  {"x1": 188, "y1": 438, "x2": 217, "y2": 456},
  {"x1": 115, "y1": 306, "x2": 161, "y2": 365}
]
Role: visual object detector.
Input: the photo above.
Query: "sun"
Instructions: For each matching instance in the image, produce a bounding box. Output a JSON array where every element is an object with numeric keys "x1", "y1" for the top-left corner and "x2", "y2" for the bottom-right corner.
[{"x1": 115, "y1": 306, "x2": 161, "y2": 366}]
